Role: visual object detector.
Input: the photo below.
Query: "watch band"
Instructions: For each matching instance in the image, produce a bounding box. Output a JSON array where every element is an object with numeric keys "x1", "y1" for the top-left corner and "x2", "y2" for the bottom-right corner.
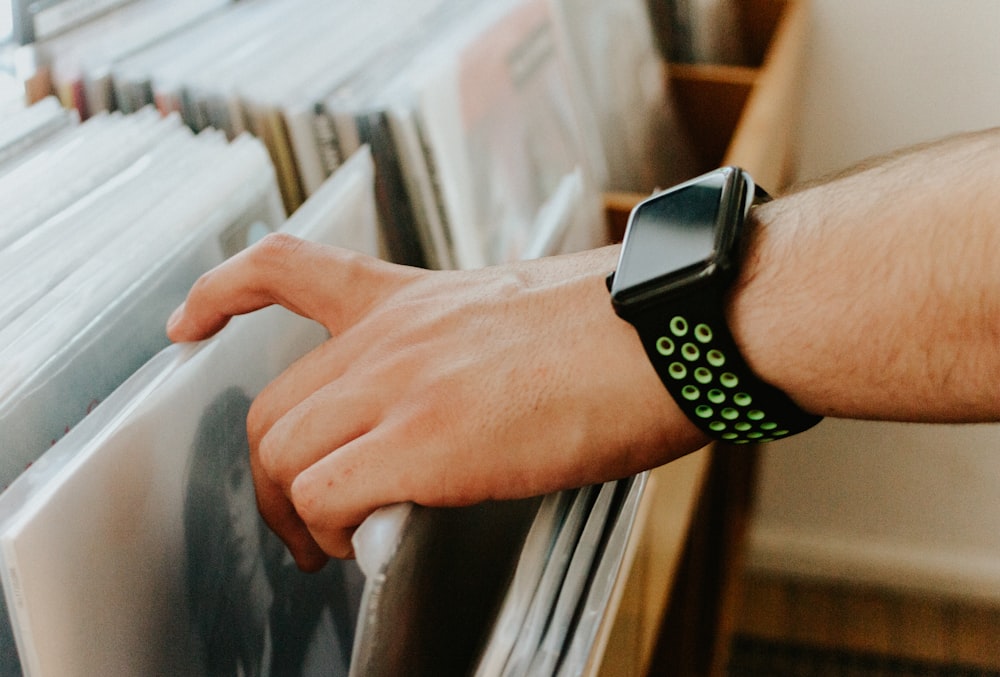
[
  {"x1": 633, "y1": 291, "x2": 822, "y2": 443},
  {"x1": 611, "y1": 167, "x2": 821, "y2": 444}
]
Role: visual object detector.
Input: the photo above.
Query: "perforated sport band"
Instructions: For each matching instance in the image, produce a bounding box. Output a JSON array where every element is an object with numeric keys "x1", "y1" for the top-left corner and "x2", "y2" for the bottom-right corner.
[{"x1": 635, "y1": 298, "x2": 822, "y2": 444}]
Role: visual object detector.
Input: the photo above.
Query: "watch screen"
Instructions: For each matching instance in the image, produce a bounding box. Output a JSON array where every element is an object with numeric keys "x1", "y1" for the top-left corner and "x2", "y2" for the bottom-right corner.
[{"x1": 613, "y1": 170, "x2": 726, "y2": 294}]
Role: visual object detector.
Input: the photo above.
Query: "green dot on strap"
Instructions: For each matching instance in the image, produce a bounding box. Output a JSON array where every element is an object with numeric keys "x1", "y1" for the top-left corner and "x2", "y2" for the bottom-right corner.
[
  {"x1": 709, "y1": 421, "x2": 727, "y2": 432},
  {"x1": 695, "y1": 405, "x2": 714, "y2": 418},
  {"x1": 694, "y1": 367, "x2": 712, "y2": 384},
  {"x1": 670, "y1": 316, "x2": 688, "y2": 336},
  {"x1": 721, "y1": 408, "x2": 739, "y2": 420},
  {"x1": 734, "y1": 392, "x2": 752, "y2": 407},
  {"x1": 694, "y1": 324, "x2": 713, "y2": 343},
  {"x1": 707, "y1": 389, "x2": 725, "y2": 404},
  {"x1": 656, "y1": 336, "x2": 675, "y2": 356},
  {"x1": 748, "y1": 410, "x2": 766, "y2": 421},
  {"x1": 707, "y1": 349, "x2": 725, "y2": 367},
  {"x1": 682, "y1": 385, "x2": 700, "y2": 401},
  {"x1": 681, "y1": 343, "x2": 700, "y2": 361},
  {"x1": 720, "y1": 373, "x2": 739, "y2": 388},
  {"x1": 669, "y1": 362, "x2": 687, "y2": 379}
]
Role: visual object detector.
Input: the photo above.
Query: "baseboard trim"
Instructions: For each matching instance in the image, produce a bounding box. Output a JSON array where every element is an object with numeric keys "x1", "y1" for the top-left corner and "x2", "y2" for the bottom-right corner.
[{"x1": 746, "y1": 526, "x2": 1000, "y2": 603}]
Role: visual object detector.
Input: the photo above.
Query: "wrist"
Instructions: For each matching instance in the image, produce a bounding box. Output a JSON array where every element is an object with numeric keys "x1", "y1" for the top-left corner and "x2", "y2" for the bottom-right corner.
[
  {"x1": 515, "y1": 245, "x2": 710, "y2": 474},
  {"x1": 610, "y1": 169, "x2": 821, "y2": 443},
  {"x1": 725, "y1": 196, "x2": 826, "y2": 417}
]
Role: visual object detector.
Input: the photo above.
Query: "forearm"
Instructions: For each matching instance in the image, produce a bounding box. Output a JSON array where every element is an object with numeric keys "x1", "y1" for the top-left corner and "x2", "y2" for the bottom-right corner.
[{"x1": 729, "y1": 127, "x2": 1000, "y2": 422}]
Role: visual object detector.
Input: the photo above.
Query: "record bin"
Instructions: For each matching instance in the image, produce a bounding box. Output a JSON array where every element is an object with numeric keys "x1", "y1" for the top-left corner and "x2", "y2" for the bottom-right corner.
[{"x1": 0, "y1": 0, "x2": 806, "y2": 674}]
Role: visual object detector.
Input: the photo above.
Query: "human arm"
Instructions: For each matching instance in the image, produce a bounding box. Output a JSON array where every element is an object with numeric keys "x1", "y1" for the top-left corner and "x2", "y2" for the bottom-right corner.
[
  {"x1": 731, "y1": 127, "x2": 1000, "y2": 422},
  {"x1": 167, "y1": 127, "x2": 1000, "y2": 568}
]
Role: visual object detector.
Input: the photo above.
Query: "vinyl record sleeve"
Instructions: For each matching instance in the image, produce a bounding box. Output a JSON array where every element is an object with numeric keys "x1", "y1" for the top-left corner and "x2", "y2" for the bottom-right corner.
[
  {"x1": 315, "y1": 0, "x2": 596, "y2": 270},
  {"x1": 107, "y1": 1, "x2": 237, "y2": 114},
  {"x1": 310, "y1": 0, "x2": 471, "y2": 266},
  {"x1": 527, "y1": 480, "x2": 620, "y2": 676},
  {"x1": 520, "y1": 167, "x2": 587, "y2": 260},
  {"x1": 385, "y1": 103, "x2": 456, "y2": 270},
  {"x1": 283, "y1": 103, "x2": 330, "y2": 199},
  {"x1": 252, "y1": 106, "x2": 306, "y2": 212},
  {"x1": 413, "y1": 0, "x2": 603, "y2": 268},
  {"x1": 547, "y1": 0, "x2": 669, "y2": 191},
  {"x1": 556, "y1": 473, "x2": 647, "y2": 677},
  {"x1": 170, "y1": 0, "x2": 346, "y2": 135},
  {"x1": 0, "y1": 149, "x2": 380, "y2": 677},
  {"x1": 473, "y1": 490, "x2": 574, "y2": 676},
  {"x1": 348, "y1": 496, "x2": 541, "y2": 677},
  {"x1": 355, "y1": 108, "x2": 429, "y2": 268},
  {"x1": 501, "y1": 484, "x2": 597, "y2": 677}
]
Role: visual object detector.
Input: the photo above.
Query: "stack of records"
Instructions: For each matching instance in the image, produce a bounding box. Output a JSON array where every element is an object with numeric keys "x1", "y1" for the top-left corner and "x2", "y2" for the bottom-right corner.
[
  {"x1": 14, "y1": 0, "x2": 233, "y2": 113},
  {"x1": 0, "y1": 2, "x2": 665, "y2": 674},
  {"x1": 0, "y1": 96, "x2": 75, "y2": 168},
  {"x1": 0, "y1": 100, "x2": 285, "y2": 493},
  {"x1": 349, "y1": 476, "x2": 647, "y2": 676},
  {"x1": 105, "y1": 0, "x2": 609, "y2": 268},
  {"x1": 17, "y1": 0, "x2": 676, "y2": 266},
  {"x1": 0, "y1": 97, "x2": 284, "y2": 486},
  {"x1": 0, "y1": 147, "x2": 381, "y2": 676},
  {"x1": 471, "y1": 477, "x2": 647, "y2": 677},
  {"x1": 0, "y1": 97, "x2": 289, "y2": 674}
]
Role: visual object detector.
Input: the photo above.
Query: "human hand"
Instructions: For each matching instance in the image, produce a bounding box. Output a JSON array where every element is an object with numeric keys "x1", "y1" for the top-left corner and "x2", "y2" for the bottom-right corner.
[{"x1": 167, "y1": 234, "x2": 707, "y2": 569}]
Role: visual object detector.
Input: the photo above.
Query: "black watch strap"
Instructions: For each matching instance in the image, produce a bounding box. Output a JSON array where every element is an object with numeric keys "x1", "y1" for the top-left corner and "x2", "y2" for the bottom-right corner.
[{"x1": 633, "y1": 292, "x2": 822, "y2": 444}]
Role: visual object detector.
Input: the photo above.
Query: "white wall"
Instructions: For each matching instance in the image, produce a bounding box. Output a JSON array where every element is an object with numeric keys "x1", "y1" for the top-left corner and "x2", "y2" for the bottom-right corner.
[
  {"x1": 747, "y1": 0, "x2": 1000, "y2": 601},
  {"x1": 796, "y1": 0, "x2": 1000, "y2": 178}
]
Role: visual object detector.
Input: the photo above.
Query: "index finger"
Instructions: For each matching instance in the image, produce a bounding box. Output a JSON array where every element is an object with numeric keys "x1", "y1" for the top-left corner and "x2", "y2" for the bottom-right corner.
[{"x1": 166, "y1": 233, "x2": 412, "y2": 342}]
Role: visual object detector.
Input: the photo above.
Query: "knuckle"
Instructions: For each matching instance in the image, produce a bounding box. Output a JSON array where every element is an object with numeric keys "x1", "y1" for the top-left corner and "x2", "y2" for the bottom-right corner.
[
  {"x1": 255, "y1": 432, "x2": 290, "y2": 487},
  {"x1": 250, "y1": 232, "x2": 307, "y2": 272},
  {"x1": 289, "y1": 472, "x2": 323, "y2": 524},
  {"x1": 292, "y1": 482, "x2": 355, "y2": 560}
]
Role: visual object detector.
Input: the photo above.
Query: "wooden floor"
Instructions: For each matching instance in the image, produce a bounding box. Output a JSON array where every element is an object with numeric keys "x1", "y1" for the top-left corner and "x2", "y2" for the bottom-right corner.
[{"x1": 732, "y1": 572, "x2": 1000, "y2": 670}]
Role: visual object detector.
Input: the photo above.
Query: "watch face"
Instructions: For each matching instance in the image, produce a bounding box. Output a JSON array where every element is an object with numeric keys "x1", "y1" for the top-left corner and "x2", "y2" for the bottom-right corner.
[{"x1": 611, "y1": 168, "x2": 740, "y2": 308}]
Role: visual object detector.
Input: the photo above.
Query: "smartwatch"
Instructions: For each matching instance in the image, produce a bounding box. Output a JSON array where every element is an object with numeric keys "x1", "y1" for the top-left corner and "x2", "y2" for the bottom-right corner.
[{"x1": 608, "y1": 167, "x2": 821, "y2": 444}]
